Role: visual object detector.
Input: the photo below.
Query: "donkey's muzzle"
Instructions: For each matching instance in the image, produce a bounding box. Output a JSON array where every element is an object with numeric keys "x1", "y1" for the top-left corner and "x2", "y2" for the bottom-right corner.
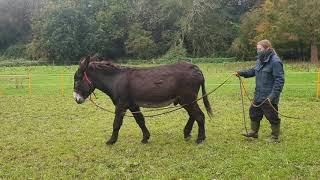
[{"x1": 73, "y1": 92, "x2": 85, "y2": 104}]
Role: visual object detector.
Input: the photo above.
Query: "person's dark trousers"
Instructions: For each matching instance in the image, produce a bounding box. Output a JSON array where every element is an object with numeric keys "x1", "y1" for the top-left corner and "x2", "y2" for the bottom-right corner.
[{"x1": 243, "y1": 101, "x2": 281, "y2": 142}]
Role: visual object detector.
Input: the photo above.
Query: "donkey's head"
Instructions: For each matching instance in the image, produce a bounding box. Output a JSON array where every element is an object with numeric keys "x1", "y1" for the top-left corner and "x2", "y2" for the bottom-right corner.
[{"x1": 73, "y1": 56, "x2": 95, "y2": 104}]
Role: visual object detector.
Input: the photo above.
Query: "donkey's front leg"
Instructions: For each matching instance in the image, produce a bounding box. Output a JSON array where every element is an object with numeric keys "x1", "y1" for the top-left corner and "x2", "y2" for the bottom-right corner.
[
  {"x1": 106, "y1": 105, "x2": 127, "y2": 145},
  {"x1": 129, "y1": 105, "x2": 150, "y2": 144}
]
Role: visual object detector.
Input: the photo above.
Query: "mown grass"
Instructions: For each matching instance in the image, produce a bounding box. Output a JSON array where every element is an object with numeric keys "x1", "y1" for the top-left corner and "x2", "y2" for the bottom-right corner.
[{"x1": 0, "y1": 62, "x2": 320, "y2": 179}]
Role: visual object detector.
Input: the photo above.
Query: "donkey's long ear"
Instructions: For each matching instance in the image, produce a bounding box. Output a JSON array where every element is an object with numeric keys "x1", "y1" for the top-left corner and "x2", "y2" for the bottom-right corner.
[{"x1": 79, "y1": 56, "x2": 90, "y2": 72}]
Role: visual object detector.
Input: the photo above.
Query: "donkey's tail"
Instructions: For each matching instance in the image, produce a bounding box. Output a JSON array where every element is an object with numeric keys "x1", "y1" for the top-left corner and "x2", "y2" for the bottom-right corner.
[{"x1": 201, "y1": 80, "x2": 213, "y2": 118}]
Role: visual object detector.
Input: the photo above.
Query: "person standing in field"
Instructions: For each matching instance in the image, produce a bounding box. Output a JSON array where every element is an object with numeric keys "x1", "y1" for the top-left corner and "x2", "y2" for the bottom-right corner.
[{"x1": 234, "y1": 39, "x2": 285, "y2": 143}]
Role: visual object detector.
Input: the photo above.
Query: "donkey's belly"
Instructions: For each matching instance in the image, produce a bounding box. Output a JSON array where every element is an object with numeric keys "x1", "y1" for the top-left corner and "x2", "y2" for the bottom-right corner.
[{"x1": 136, "y1": 99, "x2": 176, "y2": 108}]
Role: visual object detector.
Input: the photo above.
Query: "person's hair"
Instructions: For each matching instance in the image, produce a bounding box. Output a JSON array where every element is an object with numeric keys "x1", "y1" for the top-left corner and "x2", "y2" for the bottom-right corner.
[{"x1": 257, "y1": 39, "x2": 272, "y2": 49}]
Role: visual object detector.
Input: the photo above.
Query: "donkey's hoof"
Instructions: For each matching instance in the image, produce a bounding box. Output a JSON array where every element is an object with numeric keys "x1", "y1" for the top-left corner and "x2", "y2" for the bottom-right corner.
[
  {"x1": 184, "y1": 135, "x2": 192, "y2": 141},
  {"x1": 195, "y1": 138, "x2": 205, "y2": 144},
  {"x1": 141, "y1": 139, "x2": 149, "y2": 144},
  {"x1": 106, "y1": 139, "x2": 116, "y2": 145}
]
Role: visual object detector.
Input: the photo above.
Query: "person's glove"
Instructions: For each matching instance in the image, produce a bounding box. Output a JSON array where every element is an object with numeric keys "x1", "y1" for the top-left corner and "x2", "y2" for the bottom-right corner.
[{"x1": 233, "y1": 72, "x2": 240, "y2": 77}]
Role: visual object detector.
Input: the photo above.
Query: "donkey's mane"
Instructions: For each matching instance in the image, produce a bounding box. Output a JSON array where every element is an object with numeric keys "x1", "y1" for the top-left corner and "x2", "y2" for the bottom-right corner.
[
  {"x1": 89, "y1": 60, "x2": 154, "y2": 72},
  {"x1": 89, "y1": 61, "x2": 126, "y2": 73}
]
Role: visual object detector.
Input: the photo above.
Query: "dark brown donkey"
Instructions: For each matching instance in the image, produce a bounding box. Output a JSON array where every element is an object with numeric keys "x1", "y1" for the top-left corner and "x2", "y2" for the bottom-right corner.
[{"x1": 73, "y1": 56, "x2": 213, "y2": 144}]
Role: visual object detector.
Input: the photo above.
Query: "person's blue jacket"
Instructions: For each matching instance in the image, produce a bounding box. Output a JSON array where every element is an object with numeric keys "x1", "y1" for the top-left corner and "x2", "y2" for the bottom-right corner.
[{"x1": 238, "y1": 50, "x2": 285, "y2": 104}]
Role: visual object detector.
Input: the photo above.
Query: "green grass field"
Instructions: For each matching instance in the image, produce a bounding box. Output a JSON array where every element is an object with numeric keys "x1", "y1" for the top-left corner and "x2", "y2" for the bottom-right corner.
[{"x1": 0, "y1": 62, "x2": 320, "y2": 179}]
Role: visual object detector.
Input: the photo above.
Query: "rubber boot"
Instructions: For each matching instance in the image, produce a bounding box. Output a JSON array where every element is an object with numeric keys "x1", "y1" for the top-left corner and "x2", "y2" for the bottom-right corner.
[
  {"x1": 242, "y1": 121, "x2": 260, "y2": 138},
  {"x1": 265, "y1": 123, "x2": 280, "y2": 143}
]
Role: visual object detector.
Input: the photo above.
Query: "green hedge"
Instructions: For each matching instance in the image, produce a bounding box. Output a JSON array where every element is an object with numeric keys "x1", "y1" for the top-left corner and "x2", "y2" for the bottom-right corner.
[{"x1": 0, "y1": 58, "x2": 49, "y2": 67}]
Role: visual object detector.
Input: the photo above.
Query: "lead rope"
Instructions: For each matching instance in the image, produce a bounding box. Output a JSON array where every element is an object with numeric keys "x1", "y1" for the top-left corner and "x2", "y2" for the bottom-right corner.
[
  {"x1": 238, "y1": 77, "x2": 248, "y2": 135},
  {"x1": 238, "y1": 77, "x2": 301, "y2": 120}
]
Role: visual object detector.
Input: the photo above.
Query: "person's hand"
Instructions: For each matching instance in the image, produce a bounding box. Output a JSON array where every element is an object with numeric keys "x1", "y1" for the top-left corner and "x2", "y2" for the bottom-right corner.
[{"x1": 233, "y1": 72, "x2": 240, "y2": 77}]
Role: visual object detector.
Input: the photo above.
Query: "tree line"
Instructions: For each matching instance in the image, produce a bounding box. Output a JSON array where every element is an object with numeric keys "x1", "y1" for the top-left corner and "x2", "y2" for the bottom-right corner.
[{"x1": 0, "y1": 0, "x2": 319, "y2": 64}]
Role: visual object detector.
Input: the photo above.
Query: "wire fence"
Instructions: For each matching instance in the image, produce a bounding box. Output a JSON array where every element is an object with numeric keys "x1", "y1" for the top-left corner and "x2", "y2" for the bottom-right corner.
[{"x1": 0, "y1": 71, "x2": 319, "y2": 99}]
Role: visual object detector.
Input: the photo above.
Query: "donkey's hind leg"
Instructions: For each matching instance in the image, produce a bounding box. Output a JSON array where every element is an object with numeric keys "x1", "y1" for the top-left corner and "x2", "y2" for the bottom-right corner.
[
  {"x1": 129, "y1": 105, "x2": 150, "y2": 144},
  {"x1": 183, "y1": 114, "x2": 195, "y2": 141},
  {"x1": 184, "y1": 103, "x2": 206, "y2": 144}
]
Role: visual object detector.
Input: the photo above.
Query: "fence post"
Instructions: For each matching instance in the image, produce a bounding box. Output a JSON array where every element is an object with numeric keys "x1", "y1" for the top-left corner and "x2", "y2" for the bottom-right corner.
[
  {"x1": 28, "y1": 73, "x2": 32, "y2": 96},
  {"x1": 317, "y1": 68, "x2": 320, "y2": 98},
  {"x1": 60, "y1": 74, "x2": 64, "y2": 97}
]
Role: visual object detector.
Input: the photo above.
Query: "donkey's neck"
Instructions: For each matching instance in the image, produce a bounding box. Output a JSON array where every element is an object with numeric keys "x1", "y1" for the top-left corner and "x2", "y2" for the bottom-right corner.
[{"x1": 87, "y1": 69, "x2": 119, "y2": 102}]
